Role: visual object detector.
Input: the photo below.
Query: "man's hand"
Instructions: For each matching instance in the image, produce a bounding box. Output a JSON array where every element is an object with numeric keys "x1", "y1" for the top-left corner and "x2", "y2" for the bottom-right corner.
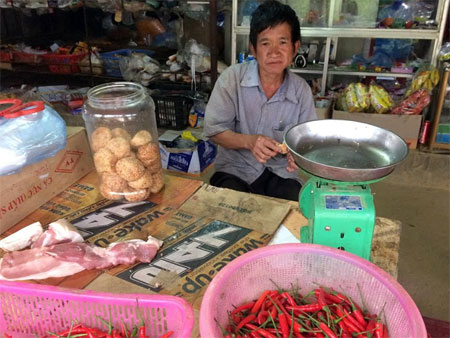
[
  {"x1": 286, "y1": 152, "x2": 299, "y2": 173},
  {"x1": 248, "y1": 135, "x2": 279, "y2": 163}
]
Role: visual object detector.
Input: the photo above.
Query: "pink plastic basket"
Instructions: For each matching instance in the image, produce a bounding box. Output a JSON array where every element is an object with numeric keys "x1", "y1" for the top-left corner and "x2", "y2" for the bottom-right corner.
[
  {"x1": 200, "y1": 243, "x2": 427, "y2": 338},
  {"x1": 0, "y1": 281, "x2": 194, "y2": 338}
]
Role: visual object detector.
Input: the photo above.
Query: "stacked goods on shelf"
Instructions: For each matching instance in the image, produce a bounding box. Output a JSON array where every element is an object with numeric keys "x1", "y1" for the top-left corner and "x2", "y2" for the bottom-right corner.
[
  {"x1": 333, "y1": 68, "x2": 441, "y2": 149},
  {"x1": 436, "y1": 123, "x2": 450, "y2": 144},
  {"x1": 42, "y1": 42, "x2": 89, "y2": 74}
]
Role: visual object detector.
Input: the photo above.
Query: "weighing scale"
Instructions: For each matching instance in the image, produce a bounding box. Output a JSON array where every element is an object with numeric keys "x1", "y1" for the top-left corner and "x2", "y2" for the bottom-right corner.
[{"x1": 284, "y1": 120, "x2": 409, "y2": 260}]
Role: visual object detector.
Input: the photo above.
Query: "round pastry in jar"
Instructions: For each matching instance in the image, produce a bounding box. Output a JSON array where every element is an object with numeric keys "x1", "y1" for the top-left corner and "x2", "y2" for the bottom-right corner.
[{"x1": 82, "y1": 82, "x2": 164, "y2": 202}]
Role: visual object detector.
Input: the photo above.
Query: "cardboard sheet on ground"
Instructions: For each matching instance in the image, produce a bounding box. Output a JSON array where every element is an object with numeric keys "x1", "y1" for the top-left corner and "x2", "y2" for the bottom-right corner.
[
  {"x1": 180, "y1": 185, "x2": 292, "y2": 232},
  {"x1": 103, "y1": 185, "x2": 291, "y2": 308},
  {"x1": 0, "y1": 173, "x2": 291, "y2": 303},
  {"x1": 0, "y1": 172, "x2": 203, "y2": 288}
]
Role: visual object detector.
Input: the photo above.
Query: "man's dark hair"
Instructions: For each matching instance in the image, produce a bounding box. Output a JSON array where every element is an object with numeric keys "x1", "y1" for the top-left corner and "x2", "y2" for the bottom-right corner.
[{"x1": 250, "y1": 0, "x2": 301, "y2": 50}]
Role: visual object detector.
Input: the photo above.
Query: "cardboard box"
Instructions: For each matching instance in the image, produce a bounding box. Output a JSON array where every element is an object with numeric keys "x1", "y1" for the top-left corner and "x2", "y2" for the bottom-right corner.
[
  {"x1": 332, "y1": 109, "x2": 423, "y2": 149},
  {"x1": 159, "y1": 140, "x2": 217, "y2": 175},
  {"x1": 0, "y1": 127, "x2": 94, "y2": 234}
]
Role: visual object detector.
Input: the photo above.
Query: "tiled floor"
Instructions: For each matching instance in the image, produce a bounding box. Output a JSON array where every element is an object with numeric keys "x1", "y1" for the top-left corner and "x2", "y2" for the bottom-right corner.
[{"x1": 371, "y1": 150, "x2": 450, "y2": 322}]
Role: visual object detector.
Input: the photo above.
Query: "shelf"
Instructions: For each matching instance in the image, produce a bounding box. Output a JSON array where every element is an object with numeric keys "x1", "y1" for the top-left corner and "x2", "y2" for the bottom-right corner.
[
  {"x1": 234, "y1": 26, "x2": 440, "y2": 40},
  {"x1": 290, "y1": 67, "x2": 324, "y2": 75},
  {"x1": 432, "y1": 143, "x2": 450, "y2": 150},
  {"x1": 328, "y1": 70, "x2": 414, "y2": 79},
  {"x1": 231, "y1": 0, "x2": 449, "y2": 95},
  {"x1": 289, "y1": 66, "x2": 414, "y2": 78}
]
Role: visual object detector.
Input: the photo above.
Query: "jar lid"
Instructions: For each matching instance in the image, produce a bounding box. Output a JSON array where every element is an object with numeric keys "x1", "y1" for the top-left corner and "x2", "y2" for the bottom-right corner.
[{"x1": 86, "y1": 82, "x2": 147, "y2": 112}]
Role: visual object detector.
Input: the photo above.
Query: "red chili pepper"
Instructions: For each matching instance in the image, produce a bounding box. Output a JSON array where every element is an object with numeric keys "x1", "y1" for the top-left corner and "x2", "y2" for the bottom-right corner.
[
  {"x1": 315, "y1": 333, "x2": 325, "y2": 338},
  {"x1": 272, "y1": 297, "x2": 289, "y2": 315},
  {"x1": 139, "y1": 321, "x2": 146, "y2": 338},
  {"x1": 232, "y1": 302, "x2": 256, "y2": 316},
  {"x1": 51, "y1": 327, "x2": 88, "y2": 338},
  {"x1": 112, "y1": 328, "x2": 123, "y2": 338},
  {"x1": 269, "y1": 290, "x2": 280, "y2": 299},
  {"x1": 263, "y1": 299, "x2": 273, "y2": 310},
  {"x1": 337, "y1": 319, "x2": 348, "y2": 332},
  {"x1": 374, "y1": 321, "x2": 384, "y2": 338},
  {"x1": 54, "y1": 324, "x2": 87, "y2": 336},
  {"x1": 120, "y1": 322, "x2": 127, "y2": 338},
  {"x1": 319, "y1": 322, "x2": 338, "y2": 338},
  {"x1": 233, "y1": 313, "x2": 242, "y2": 325},
  {"x1": 335, "y1": 293, "x2": 349, "y2": 303},
  {"x1": 278, "y1": 313, "x2": 289, "y2": 338},
  {"x1": 91, "y1": 328, "x2": 108, "y2": 337},
  {"x1": 158, "y1": 331, "x2": 174, "y2": 338},
  {"x1": 341, "y1": 332, "x2": 352, "y2": 338},
  {"x1": 4, "y1": 335, "x2": 12, "y2": 338},
  {"x1": 257, "y1": 311, "x2": 269, "y2": 325},
  {"x1": 292, "y1": 321, "x2": 306, "y2": 338},
  {"x1": 236, "y1": 313, "x2": 256, "y2": 330},
  {"x1": 88, "y1": 329, "x2": 99, "y2": 338},
  {"x1": 286, "y1": 304, "x2": 322, "y2": 313},
  {"x1": 281, "y1": 292, "x2": 297, "y2": 307},
  {"x1": 269, "y1": 305, "x2": 277, "y2": 319},
  {"x1": 315, "y1": 288, "x2": 327, "y2": 310},
  {"x1": 245, "y1": 324, "x2": 277, "y2": 338},
  {"x1": 323, "y1": 292, "x2": 344, "y2": 305},
  {"x1": 366, "y1": 318, "x2": 377, "y2": 333},
  {"x1": 252, "y1": 290, "x2": 271, "y2": 314},
  {"x1": 343, "y1": 308, "x2": 365, "y2": 332},
  {"x1": 352, "y1": 309, "x2": 367, "y2": 327}
]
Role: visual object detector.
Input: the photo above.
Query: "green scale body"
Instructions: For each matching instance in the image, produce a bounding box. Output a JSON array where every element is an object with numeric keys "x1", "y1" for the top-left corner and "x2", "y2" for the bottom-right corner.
[{"x1": 299, "y1": 177, "x2": 377, "y2": 260}]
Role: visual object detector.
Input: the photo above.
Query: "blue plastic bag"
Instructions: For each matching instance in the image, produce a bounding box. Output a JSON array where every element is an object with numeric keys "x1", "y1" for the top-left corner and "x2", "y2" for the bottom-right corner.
[{"x1": 0, "y1": 100, "x2": 66, "y2": 176}]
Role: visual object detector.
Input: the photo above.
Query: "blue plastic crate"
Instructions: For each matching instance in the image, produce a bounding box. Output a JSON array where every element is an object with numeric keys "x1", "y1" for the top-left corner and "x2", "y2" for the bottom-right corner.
[{"x1": 100, "y1": 49, "x2": 155, "y2": 78}]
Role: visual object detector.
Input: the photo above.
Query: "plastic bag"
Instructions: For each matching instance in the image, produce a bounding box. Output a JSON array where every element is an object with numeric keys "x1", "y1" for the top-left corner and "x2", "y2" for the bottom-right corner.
[
  {"x1": 188, "y1": 94, "x2": 206, "y2": 128},
  {"x1": 369, "y1": 83, "x2": 394, "y2": 114},
  {"x1": 0, "y1": 99, "x2": 66, "y2": 176},
  {"x1": 439, "y1": 42, "x2": 450, "y2": 61},
  {"x1": 182, "y1": 39, "x2": 211, "y2": 73},
  {"x1": 345, "y1": 83, "x2": 370, "y2": 112},
  {"x1": 119, "y1": 52, "x2": 160, "y2": 86},
  {"x1": 79, "y1": 49, "x2": 103, "y2": 75},
  {"x1": 406, "y1": 67, "x2": 440, "y2": 97},
  {"x1": 392, "y1": 89, "x2": 431, "y2": 115}
]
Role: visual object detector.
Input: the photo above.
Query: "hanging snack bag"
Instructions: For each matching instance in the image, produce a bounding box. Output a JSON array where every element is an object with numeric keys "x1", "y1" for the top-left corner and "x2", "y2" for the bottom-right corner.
[
  {"x1": 391, "y1": 89, "x2": 431, "y2": 115},
  {"x1": 406, "y1": 67, "x2": 440, "y2": 97},
  {"x1": 345, "y1": 83, "x2": 370, "y2": 112},
  {"x1": 369, "y1": 83, "x2": 394, "y2": 114}
]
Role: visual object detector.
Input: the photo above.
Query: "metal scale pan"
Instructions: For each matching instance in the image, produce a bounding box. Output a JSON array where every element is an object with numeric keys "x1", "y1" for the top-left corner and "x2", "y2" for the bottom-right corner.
[{"x1": 284, "y1": 119, "x2": 409, "y2": 182}]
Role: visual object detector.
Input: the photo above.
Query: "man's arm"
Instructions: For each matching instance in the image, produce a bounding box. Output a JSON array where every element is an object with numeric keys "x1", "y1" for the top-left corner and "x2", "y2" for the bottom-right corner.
[{"x1": 211, "y1": 130, "x2": 281, "y2": 164}]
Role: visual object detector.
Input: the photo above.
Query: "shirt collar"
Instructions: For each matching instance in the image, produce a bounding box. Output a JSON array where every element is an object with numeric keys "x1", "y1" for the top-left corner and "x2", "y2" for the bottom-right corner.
[{"x1": 240, "y1": 60, "x2": 298, "y2": 104}]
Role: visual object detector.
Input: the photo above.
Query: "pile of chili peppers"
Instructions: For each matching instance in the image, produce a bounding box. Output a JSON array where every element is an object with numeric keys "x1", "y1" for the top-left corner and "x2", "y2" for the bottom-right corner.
[
  {"x1": 222, "y1": 286, "x2": 388, "y2": 338},
  {"x1": 4, "y1": 318, "x2": 174, "y2": 338}
]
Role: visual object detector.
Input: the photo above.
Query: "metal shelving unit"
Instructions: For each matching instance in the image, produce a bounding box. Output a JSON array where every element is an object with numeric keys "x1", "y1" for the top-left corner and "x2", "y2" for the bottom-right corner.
[
  {"x1": 1, "y1": 0, "x2": 219, "y2": 89},
  {"x1": 428, "y1": 65, "x2": 450, "y2": 151},
  {"x1": 231, "y1": 0, "x2": 449, "y2": 96}
]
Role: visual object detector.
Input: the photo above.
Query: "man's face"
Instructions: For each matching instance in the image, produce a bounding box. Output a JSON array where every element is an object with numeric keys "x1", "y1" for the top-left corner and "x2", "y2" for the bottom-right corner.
[{"x1": 250, "y1": 22, "x2": 300, "y2": 78}]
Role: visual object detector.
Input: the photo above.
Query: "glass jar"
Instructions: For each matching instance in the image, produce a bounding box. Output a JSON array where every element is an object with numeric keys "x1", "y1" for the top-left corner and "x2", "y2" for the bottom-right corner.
[{"x1": 82, "y1": 82, "x2": 164, "y2": 202}]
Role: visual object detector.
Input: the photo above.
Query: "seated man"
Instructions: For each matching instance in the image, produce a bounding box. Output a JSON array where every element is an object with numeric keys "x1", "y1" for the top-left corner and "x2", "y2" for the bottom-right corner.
[{"x1": 204, "y1": 0, "x2": 317, "y2": 201}]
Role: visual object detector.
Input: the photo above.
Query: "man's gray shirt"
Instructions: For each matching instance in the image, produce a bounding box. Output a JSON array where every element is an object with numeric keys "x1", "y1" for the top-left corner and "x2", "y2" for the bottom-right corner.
[{"x1": 204, "y1": 60, "x2": 317, "y2": 184}]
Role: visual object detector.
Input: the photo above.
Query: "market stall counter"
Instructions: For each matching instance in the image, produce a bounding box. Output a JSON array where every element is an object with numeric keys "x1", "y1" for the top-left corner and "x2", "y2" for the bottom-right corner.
[{"x1": 0, "y1": 170, "x2": 401, "y2": 338}]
